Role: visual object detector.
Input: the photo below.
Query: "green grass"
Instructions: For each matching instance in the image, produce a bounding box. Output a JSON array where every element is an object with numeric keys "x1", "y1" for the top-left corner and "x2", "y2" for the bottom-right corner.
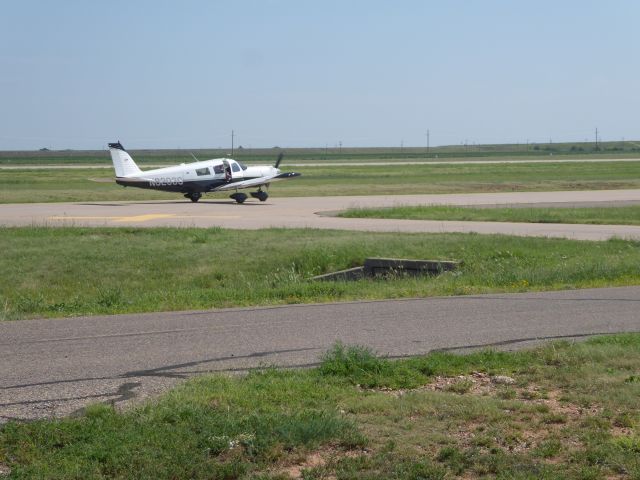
[
  {"x1": 2, "y1": 140, "x2": 640, "y2": 166},
  {"x1": 1, "y1": 227, "x2": 640, "y2": 320},
  {"x1": 340, "y1": 204, "x2": 640, "y2": 225},
  {"x1": 2, "y1": 160, "x2": 640, "y2": 203},
  {"x1": 2, "y1": 335, "x2": 639, "y2": 479}
]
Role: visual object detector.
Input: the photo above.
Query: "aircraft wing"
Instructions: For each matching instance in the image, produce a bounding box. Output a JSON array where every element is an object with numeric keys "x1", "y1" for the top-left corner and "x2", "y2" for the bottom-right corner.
[{"x1": 212, "y1": 172, "x2": 300, "y2": 192}]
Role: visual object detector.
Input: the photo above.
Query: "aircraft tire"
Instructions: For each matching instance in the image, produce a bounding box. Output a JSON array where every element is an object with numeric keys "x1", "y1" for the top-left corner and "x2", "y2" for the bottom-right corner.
[
  {"x1": 230, "y1": 192, "x2": 247, "y2": 204},
  {"x1": 250, "y1": 191, "x2": 269, "y2": 202}
]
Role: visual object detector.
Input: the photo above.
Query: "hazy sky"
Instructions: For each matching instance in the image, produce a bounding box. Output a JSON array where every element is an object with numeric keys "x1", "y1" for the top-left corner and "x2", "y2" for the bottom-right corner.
[{"x1": 1, "y1": 1, "x2": 638, "y2": 150}]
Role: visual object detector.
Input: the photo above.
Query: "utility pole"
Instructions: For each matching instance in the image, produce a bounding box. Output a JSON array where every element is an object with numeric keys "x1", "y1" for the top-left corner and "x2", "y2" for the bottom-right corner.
[
  {"x1": 231, "y1": 130, "x2": 234, "y2": 157},
  {"x1": 595, "y1": 127, "x2": 599, "y2": 150},
  {"x1": 339, "y1": 141, "x2": 342, "y2": 154},
  {"x1": 426, "y1": 129, "x2": 430, "y2": 156}
]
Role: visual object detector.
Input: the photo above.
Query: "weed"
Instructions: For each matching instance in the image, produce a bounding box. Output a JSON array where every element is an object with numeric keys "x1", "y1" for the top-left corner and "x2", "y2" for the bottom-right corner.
[
  {"x1": 319, "y1": 343, "x2": 425, "y2": 389},
  {"x1": 445, "y1": 378, "x2": 474, "y2": 394},
  {"x1": 497, "y1": 387, "x2": 517, "y2": 400},
  {"x1": 533, "y1": 438, "x2": 562, "y2": 458},
  {"x1": 624, "y1": 375, "x2": 640, "y2": 384}
]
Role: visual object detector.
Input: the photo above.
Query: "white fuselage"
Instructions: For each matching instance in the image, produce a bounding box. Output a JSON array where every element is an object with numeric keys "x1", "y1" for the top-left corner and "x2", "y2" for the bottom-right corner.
[{"x1": 116, "y1": 158, "x2": 280, "y2": 193}]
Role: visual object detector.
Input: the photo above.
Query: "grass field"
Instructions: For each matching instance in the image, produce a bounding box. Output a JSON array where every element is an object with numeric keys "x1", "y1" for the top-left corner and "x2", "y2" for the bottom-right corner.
[
  {"x1": 340, "y1": 205, "x2": 640, "y2": 225},
  {"x1": 1, "y1": 227, "x2": 639, "y2": 321},
  {"x1": 2, "y1": 140, "x2": 639, "y2": 166},
  {"x1": 2, "y1": 160, "x2": 640, "y2": 203},
  {"x1": 1, "y1": 335, "x2": 639, "y2": 479}
]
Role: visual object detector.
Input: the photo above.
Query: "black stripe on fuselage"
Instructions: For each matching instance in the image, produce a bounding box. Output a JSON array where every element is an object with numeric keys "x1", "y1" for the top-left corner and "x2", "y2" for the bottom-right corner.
[{"x1": 115, "y1": 177, "x2": 262, "y2": 193}]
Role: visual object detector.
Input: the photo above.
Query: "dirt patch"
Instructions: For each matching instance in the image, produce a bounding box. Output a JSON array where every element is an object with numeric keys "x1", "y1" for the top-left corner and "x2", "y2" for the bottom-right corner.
[
  {"x1": 541, "y1": 389, "x2": 602, "y2": 417},
  {"x1": 278, "y1": 448, "x2": 367, "y2": 479},
  {"x1": 422, "y1": 372, "x2": 501, "y2": 395},
  {"x1": 367, "y1": 373, "x2": 607, "y2": 457},
  {"x1": 369, "y1": 372, "x2": 513, "y2": 397},
  {"x1": 283, "y1": 452, "x2": 327, "y2": 479},
  {"x1": 610, "y1": 425, "x2": 634, "y2": 437},
  {"x1": 374, "y1": 373, "x2": 602, "y2": 422},
  {"x1": 0, "y1": 464, "x2": 10, "y2": 477}
]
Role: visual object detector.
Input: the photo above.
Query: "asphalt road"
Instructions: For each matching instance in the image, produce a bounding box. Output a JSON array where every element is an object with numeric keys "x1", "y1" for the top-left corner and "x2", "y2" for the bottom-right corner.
[
  {"x1": 2, "y1": 190, "x2": 640, "y2": 240},
  {"x1": 1, "y1": 286, "x2": 639, "y2": 422}
]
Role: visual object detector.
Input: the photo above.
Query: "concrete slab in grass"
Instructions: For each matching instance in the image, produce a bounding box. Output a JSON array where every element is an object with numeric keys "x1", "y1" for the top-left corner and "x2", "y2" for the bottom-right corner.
[{"x1": 312, "y1": 258, "x2": 460, "y2": 281}]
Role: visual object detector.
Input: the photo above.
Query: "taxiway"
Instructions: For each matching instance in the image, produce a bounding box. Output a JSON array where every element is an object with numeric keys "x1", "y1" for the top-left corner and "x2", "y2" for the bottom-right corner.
[{"x1": 1, "y1": 190, "x2": 640, "y2": 240}]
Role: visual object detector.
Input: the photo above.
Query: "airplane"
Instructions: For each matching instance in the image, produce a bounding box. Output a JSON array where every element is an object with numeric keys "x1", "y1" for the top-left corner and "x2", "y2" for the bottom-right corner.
[{"x1": 108, "y1": 141, "x2": 301, "y2": 203}]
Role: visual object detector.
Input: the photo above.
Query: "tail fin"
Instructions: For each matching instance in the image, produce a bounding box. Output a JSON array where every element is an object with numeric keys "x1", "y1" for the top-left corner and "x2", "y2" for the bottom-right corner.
[{"x1": 108, "y1": 141, "x2": 142, "y2": 177}]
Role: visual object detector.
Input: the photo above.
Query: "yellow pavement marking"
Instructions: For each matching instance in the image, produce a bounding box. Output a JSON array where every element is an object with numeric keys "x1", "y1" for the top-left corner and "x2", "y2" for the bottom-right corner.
[{"x1": 114, "y1": 214, "x2": 177, "y2": 223}]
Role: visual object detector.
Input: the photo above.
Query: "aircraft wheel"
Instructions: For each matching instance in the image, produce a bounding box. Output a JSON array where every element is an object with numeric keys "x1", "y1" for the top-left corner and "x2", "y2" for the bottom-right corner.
[
  {"x1": 189, "y1": 193, "x2": 201, "y2": 203},
  {"x1": 250, "y1": 191, "x2": 269, "y2": 202},
  {"x1": 230, "y1": 192, "x2": 247, "y2": 204}
]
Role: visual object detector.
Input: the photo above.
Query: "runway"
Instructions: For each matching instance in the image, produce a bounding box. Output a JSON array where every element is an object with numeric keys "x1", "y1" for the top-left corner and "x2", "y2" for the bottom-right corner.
[
  {"x1": 2, "y1": 189, "x2": 640, "y2": 240},
  {"x1": 1, "y1": 287, "x2": 638, "y2": 422}
]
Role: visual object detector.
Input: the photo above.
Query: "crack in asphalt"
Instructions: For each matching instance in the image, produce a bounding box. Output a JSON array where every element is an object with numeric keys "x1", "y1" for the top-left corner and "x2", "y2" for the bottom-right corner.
[
  {"x1": 3, "y1": 330, "x2": 639, "y2": 422},
  {"x1": 122, "y1": 347, "x2": 317, "y2": 379},
  {"x1": 0, "y1": 346, "x2": 317, "y2": 390}
]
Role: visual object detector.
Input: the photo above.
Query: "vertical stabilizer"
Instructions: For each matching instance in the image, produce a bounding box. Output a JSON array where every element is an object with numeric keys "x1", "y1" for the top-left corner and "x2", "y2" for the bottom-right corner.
[{"x1": 108, "y1": 141, "x2": 142, "y2": 177}]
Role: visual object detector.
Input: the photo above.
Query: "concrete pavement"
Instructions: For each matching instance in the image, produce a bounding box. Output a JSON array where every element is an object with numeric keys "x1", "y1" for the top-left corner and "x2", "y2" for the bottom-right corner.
[{"x1": 2, "y1": 190, "x2": 640, "y2": 240}]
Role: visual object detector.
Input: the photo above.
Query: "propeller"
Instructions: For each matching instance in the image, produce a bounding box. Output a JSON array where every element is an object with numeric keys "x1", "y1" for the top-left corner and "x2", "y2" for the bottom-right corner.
[
  {"x1": 189, "y1": 152, "x2": 200, "y2": 162},
  {"x1": 274, "y1": 152, "x2": 284, "y2": 169}
]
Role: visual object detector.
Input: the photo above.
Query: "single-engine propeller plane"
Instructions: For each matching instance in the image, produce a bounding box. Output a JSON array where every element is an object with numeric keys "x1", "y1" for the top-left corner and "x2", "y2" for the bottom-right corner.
[{"x1": 108, "y1": 141, "x2": 301, "y2": 203}]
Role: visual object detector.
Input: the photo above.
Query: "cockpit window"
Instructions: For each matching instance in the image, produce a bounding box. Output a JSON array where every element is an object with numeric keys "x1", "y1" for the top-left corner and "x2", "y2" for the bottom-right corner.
[
  {"x1": 213, "y1": 164, "x2": 224, "y2": 174},
  {"x1": 195, "y1": 167, "x2": 210, "y2": 176},
  {"x1": 239, "y1": 163, "x2": 248, "y2": 171},
  {"x1": 231, "y1": 163, "x2": 241, "y2": 173}
]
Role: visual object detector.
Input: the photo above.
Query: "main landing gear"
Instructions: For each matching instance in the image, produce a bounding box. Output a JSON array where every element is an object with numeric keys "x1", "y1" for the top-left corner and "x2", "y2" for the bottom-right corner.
[
  {"x1": 230, "y1": 190, "x2": 268, "y2": 204},
  {"x1": 230, "y1": 192, "x2": 248, "y2": 204},
  {"x1": 250, "y1": 191, "x2": 269, "y2": 202},
  {"x1": 185, "y1": 192, "x2": 202, "y2": 203}
]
